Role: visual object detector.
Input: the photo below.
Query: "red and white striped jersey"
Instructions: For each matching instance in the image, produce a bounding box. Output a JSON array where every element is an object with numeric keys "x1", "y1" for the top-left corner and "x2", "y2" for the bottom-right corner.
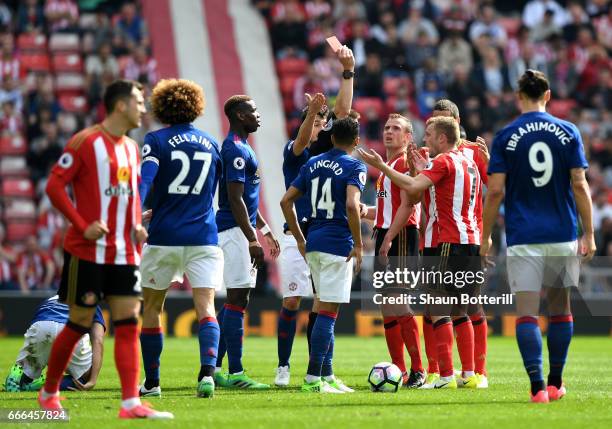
[
  {"x1": 375, "y1": 153, "x2": 421, "y2": 229},
  {"x1": 459, "y1": 140, "x2": 488, "y2": 237},
  {"x1": 48, "y1": 125, "x2": 142, "y2": 265},
  {"x1": 0, "y1": 57, "x2": 19, "y2": 81},
  {"x1": 420, "y1": 150, "x2": 481, "y2": 245},
  {"x1": 421, "y1": 186, "x2": 438, "y2": 249}
]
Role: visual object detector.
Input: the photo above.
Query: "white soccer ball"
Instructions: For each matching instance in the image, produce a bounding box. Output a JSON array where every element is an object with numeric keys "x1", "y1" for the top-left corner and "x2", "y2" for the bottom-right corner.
[{"x1": 368, "y1": 362, "x2": 402, "y2": 392}]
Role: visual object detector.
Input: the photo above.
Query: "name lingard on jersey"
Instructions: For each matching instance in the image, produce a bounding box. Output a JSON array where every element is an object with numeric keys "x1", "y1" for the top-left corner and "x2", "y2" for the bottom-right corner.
[
  {"x1": 168, "y1": 133, "x2": 213, "y2": 149},
  {"x1": 309, "y1": 159, "x2": 344, "y2": 175},
  {"x1": 506, "y1": 121, "x2": 571, "y2": 151}
]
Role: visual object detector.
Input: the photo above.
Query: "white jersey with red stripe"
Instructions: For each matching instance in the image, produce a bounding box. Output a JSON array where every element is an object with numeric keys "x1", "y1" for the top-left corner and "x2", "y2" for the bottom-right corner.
[
  {"x1": 421, "y1": 186, "x2": 438, "y2": 249},
  {"x1": 49, "y1": 125, "x2": 142, "y2": 265},
  {"x1": 375, "y1": 153, "x2": 420, "y2": 229},
  {"x1": 458, "y1": 140, "x2": 487, "y2": 235},
  {"x1": 420, "y1": 149, "x2": 481, "y2": 245}
]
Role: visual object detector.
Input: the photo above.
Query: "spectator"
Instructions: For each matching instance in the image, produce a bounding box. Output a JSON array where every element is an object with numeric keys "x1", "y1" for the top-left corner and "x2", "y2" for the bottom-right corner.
[
  {"x1": 446, "y1": 63, "x2": 480, "y2": 114},
  {"x1": 293, "y1": 66, "x2": 324, "y2": 112},
  {"x1": 507, "y1": 43, "x2": 549, "y2": 91},
  {"x1": 398, "y1": 6, "x2": 439, "y2": 45},
  {"x1": 405, "y1": 29, "x2": 437, "y2": 72},
  {"x1": 115, "y1": 2, "x2": 149, "y2": 48},
  {"x1": 27, "y1": 121, "x2": 64, "y2": 182},
  {"x1": 0, "y1": 77, "x2": 23, "y2": 111},
  {"x1": 530, "y1": 9, "x2": 561, "y2": 42},
  {"x1": 562, "y1": 1, "x2": 591, "y2": 43},
  {"x1": 438, "y1": 29, "x2": 473, "y2": 76},
  {"x1": 469, "y1": 3, "x2": 507, "y2": 48},
  {"x1": 0, "y1": 1, "x2": 11, "y2": 30},
  {"x1": 471, "y1": 46, "x2": 511, "y2": 95},
  {"x1": 0, "y1": 101, "x2": 24, "y2": 135},
  {"x1": 44, "y1": 0, "x2": 79, "y2": 33},
  {"x1": 16, "y1": 235, "x2": 55, "y2": 293},
  {"x1": 123, "y1": 45, "x2": 157, "y2": 86},
  {"x1": 312, "y1": 45, "x2": 342, "y2": 94},
  {"x1": 271, "y1": 0, "x2": 306, "y2": 23},
  {"x1": 0, "y1": 225, "x2": 17, "y2": 290},
  {"x1": 416, "y1": 77, "x2": 445, "y2": 119},
  {"x1": 547, "y1": 42, "x2": 579, "y2": 98},
  {"x1": 270, "y1": 2, "x2": 308, "y2": 56},
  {"x1": 522, "y1": 0, "x2": 568, "y2": 29},
  {"x1": 305, "y1": 0, "x2": 332, "y2": 21},
  {"x1": 379, "y1": 24, "x2": 408, "y2": 73},
  {"x1": 355, "y1": 52, "x2": 384, "y2": 98},
  {"x1": 85, "y1": 42, "x2": 119, "y2": 81},
  {"x1": 0, "y1": 35, "x2": 19, "y2": 82},
  {"x1": 16, "y1": 0, "x2": 45, "y2": 34},
  {"x1": 347, "y1": 19, "x2": 383, "y2": 69}
]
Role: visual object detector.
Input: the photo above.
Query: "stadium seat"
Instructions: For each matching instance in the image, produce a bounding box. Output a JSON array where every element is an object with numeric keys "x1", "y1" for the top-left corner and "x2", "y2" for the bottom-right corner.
[
  {"x1": 17, "y1": 33, "x2": 47, "y2": 52},
  {"x1": 353, "y1": 97, "x2": 385, "y2": 118},
  {"x1": 5, "y1": 221, "x2": 37, "y2": 243},
  {"x1": 48, "y1": 33, "x2": 80, "y2": 52},
  {"x1": 383, "y1": 76, "x2": 412, "y2": 96},
  {"x1": 3, "y1": 198, "x2": 36, "y2": 221},
  {"x1": 58, "y1": 94, "x2": 88, "y2": 113},
  {"x1": 19, "y1": 53, "x2": 51, "y2": 74},
  {"x1": 55, "y1": 73, "x2": 85, "y2": 95},
  {"x1": 366, "y1": 139, "x2": 385, "y2": 157},
  {"x1": 1, "y1": 178, "x2": 35, "y2": 199},
  {"x1": 498, "y1": 17, "x2": 521, "y2": 38},
  {"x1": 280, "y1": 75, "x2": 300, "y2": 97},
  {"x1": 0, "y1": 135, "x2": 27, "y2": 156},
  {"x1": 0, "y1": 156, "x2": 28, "y2": 178},
  {"x1": 548, "y1": 99, "x2": 577, "y2": 119},
  {"x1": 52, "y1": 53, "x2": 83, "y2": 73},
  {"x1": 276, "y1": 58, "x2": 308, "y2": 77}
]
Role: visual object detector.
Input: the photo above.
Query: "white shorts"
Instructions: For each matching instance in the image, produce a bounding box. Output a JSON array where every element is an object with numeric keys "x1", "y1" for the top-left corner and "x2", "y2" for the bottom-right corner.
[
  {"x1": 141, "y1": 245, "x2": 224, "y2": 290},
  {"x1": 306, "y1": 251, "x2": 353, "y2": 303},
  {"x1": 16, "y1": 321, "x2": 92, "y2": 380},
  {"x1": 218, "y1": 227, "x2": 257, "y2": 289},
  {"x1": 279, "y1": 233, "x2": 312, "y2": 298},
  {"x1": 507, "y1": 241, "x2": 580, "y2": 293}
]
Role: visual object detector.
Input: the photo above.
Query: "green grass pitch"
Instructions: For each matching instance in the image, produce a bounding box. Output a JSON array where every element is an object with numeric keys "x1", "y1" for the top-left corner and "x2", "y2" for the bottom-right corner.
[{"x1": 1, "y1": 336, "x2": 611, "y2": 428}]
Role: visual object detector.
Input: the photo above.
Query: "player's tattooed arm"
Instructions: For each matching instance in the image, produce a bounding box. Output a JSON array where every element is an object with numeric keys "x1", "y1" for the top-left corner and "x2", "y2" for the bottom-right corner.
[
  {"x1": 227, "y1": 182, "x2": 264, "y2": 266},
  {"x1": 280, "y1": 186, "x2": 306, "y2": 258},
  {"x1": 480, "y1": 173, "x2": 506, "y2": 257},
  {"x1": 294, "y1": 93, "x2": 326, "y2": 156},
  {"x1": 256, "y1": 211, "x2": 280, "y2": 260},
  {"x1": 571, "y1": 168, "x2": 596, "y2": 262},
  {"x1": 346, "y1": 185, "x2": 363, "y2": 273},
  {"x1": 334, "y1": 46, "x2": 355, "y2": 119}
]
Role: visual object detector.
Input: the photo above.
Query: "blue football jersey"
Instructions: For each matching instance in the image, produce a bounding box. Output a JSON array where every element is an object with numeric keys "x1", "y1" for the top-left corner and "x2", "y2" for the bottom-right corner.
[
  {"x1": 141, "y1": 124, "x2": 222, "y2": 246},
  {"x1": 216, "y1": 132, "x2": 260, "y2": 232},
  {"x1": 292, "y1": 148, "x2": 367, "y2": 257},
  {"x1": 489, "y1": 111, "x2": 588, "y2": 246},
  {"x1": 282, "y1": 140, "x2": 311, "y2": 229},
  {"x1": 31, "y1": 295, "x2": 105, "y2": 329}
]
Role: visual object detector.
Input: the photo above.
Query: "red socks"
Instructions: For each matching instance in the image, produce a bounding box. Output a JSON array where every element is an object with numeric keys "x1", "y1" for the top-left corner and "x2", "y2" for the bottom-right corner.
[
  {"x1": 423, "y1": 316, "x2": 439, "y2": 374},
  {"x1": 470, "y1": 315, "x2": 488, "y2": 375},
  {"x1": 433, "y1": 318, "x2": 454, "y2": 377},
  {"x1": 44, "y1": 321, "x2": 89, "y2": 393},
  {"x1": 114, "y1": 318, "x2": 140, "y2": 400},
  {"x1": 383, "y1": 317, "x2": 406, "y2": 373},
  {"x1": 454, "y1": 317, "x2": 475, "y2": 373},
  {"x1": 398, "y1": 315, "x2": 423, "y2": 372}
]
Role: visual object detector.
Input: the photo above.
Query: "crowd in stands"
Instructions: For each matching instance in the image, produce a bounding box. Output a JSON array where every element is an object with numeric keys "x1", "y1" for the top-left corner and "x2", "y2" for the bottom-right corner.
[
  {"x1": 0, "y1": 0, "x2": 159, "y2": 292},
  {"x1": 254, "y1": 0, "x2": 611, "y2": 259}
]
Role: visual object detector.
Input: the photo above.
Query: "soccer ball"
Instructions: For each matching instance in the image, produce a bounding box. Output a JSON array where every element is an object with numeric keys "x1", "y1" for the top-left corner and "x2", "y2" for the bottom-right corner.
[{"x1": 368, "y1": 362, "x2": 402, "y2": 392}]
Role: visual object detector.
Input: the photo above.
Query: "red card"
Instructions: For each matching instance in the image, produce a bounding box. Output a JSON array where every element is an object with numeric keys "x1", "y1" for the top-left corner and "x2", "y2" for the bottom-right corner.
[{"x1": 326, "y1": 36, "x2": 342, "y2": 53}]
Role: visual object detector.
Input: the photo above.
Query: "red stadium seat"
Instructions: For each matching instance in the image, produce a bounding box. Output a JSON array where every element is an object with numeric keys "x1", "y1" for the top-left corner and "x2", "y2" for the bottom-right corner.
[
  {"x1": 3, "y1": 198, "x2": 36, "y2": 220},
  {"x1": 276, "y1": 58, "x2": 308, "y2": 76},
  {"x1": 19, "y1": 53, "x2": 51, "y2": 73},
  {"x1": 547, "y1": 99, "x2": 577, "y2": 120},
  {"x1": 49, "y1": 33, "x2": 80, "y2": 52},
  {"x1": 365, "y1": 139, "x2": 385, "y2": 157},
  {"x1": 59, "y1": 94, "x2": 88, "y2": 113},
  {"x1": 52, "y1": 53, "x2": 83, "y2": 73},
  {"x1": 383, "y1": 76, "x2": 412, "y2": 96},
  {"x1": 55, "y1": 73, "x2": 85, "y2": 96},
  {"x1": 353, "y1": 97, "x2": 385, "y2": 118},
  {"x1": 17, "y1": 33, "x2": 48, "y2": 52},
  {"x1": 5, "y1": 221, "x2": 37, "y2": 243},
  {"x1": 0, "y1": 135, "x2": 27, "y2": 156},
  {"x1": 0, "y1": 156, "x2": 29, "y2": 178},
  {"x1": 1, "y1": 178, "x2": 35, "y2": 199},
  {"x1": 280, "y1": 75, "x2": 300, "y2": 97},
  {"x1": 498, "y1": 17, "x2": 521, "y2": 38}
]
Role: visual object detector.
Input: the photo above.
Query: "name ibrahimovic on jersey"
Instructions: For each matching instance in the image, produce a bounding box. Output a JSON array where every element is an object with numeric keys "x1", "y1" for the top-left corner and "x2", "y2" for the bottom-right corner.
[{"x1": 505, "y1": 120, "x2": 572, "y2": 151}]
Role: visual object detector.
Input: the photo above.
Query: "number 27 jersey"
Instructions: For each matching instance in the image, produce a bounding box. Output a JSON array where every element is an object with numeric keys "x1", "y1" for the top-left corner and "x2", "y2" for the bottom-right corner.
[{"x1": 142, "y1": 123, "x2": 222, "y2": 246}]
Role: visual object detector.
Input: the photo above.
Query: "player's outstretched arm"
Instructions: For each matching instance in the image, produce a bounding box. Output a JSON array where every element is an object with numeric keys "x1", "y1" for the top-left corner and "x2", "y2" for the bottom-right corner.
[
  {"x1": 480, "y1": 173, "x2": 506, "y2": 256},
  {"x1": 571, "y1": 168, "x2": 596, "y2": 262},
  {"x1": 280, "y1": 186, "x2": 306, "y2": 257},
  {"x1": 256, "y1": 210, "x2": 280, "y2": 259},
  {"x1": 346, "y1": 185, "x2": 363, "y2": 273},
  {"x1": 293, "y1": 93, "x2": 326, "y2": 156},
  {"x1": 334, "y1": 46, "x2": 355, "y2": 119},
  {"x1": 379, "y1": 190, "x2": 413, "y2": 258}
]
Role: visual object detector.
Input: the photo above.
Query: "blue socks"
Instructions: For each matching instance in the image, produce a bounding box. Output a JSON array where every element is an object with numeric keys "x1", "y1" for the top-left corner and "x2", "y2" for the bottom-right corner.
[
  {"x1": 321, "y1": 332, "x2": 334, "y2": 377},
  {"x1": 223, "y1": 304, "x2": 245, "y2": 374},
  {"x1": 277, "y1": 307, "x2": 298, "y2": 367},
  {"x1": 307, "y1": 311, "x2": 336, "y2": 377},
  {"x1": 516, "y1": 316, "x2": 544, "y2": 395},
  {"x1": 140, "y1": 327, "x2": 163, "y2": 387},
  {"x1": 199, "y1": 316, "x2": 220, "y2": 367},
  {"x1": 547, "y1": 314, "x2": 573, "y2": 388},
  {"x1": 216, "y1": 306, "x2": 227, "y2": 368}
]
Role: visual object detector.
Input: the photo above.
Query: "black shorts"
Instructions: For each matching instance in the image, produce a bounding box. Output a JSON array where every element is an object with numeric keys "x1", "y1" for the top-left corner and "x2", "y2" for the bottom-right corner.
[
  {"x1": 429, "y1": 243, "x2": 482, "y2": 296},
  {"x1": 374, "y1": 226, "x2": 419, "y2": 290},
  {"x1": 58, "y1": 251, "x2": 141, "y2": 308}
]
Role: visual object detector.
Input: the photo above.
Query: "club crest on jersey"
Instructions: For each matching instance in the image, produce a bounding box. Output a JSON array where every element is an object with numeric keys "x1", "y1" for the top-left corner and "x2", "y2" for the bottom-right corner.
[
  {"x1": 233, "y1": 157, "x2": 245, "y2": 170},
  {"x1": 359, "y1": 172, "x2": 367, "y2": 186},
  {"x1": 117, "y1": 166, "x2": 131, "y2": 182},
  {"x1": 288, "y1": 282, "x2": 298, "y2": 291},
  {"x1": 58, "y1": 153, "x2": 74, "y2": 169},
  {"x1": 142, "y1": 144, "x2": 151, "y2": 156}
]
